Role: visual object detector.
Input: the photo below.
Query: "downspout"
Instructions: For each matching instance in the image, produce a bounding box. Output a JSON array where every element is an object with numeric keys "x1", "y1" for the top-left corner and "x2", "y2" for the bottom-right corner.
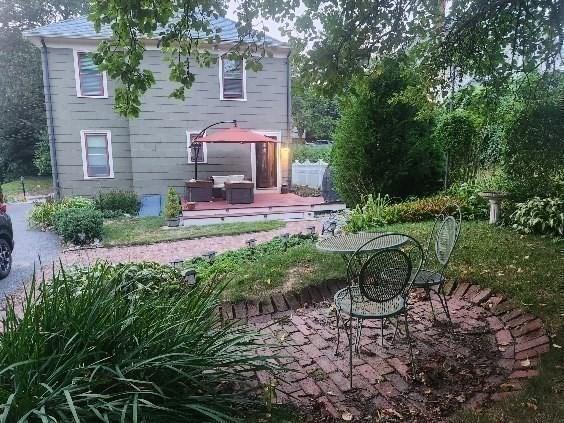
[
  {"x1": 40, "y1": 38, "x2": 60, "y2": 199},
  {"x1": 286, "y1": 49, "x2": 292, "y2": 187}
]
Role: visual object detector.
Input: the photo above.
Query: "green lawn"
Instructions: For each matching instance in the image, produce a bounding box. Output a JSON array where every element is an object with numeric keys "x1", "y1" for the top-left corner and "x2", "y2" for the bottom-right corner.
[
  {"x1": 218, "y1": 221, "x2": 562, "y2": 422},
  {"x1": 1, "y1": 176, "x2": 52, "y2": 202},
  {"x1": 102, "y1": 217, "x2": 286, "y2": 247}
]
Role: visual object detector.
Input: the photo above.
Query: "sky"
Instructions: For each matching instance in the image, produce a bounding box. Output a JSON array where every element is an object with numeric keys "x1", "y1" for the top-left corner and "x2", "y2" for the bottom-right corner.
[{"x1": 226, "y1": 1, "x2": 291, "y2": 42}]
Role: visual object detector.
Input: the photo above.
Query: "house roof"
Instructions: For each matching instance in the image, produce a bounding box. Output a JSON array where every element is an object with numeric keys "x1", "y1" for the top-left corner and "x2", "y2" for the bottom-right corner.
[{"x1": 23, "y1": 15, "x2": 286, "y2": 47}]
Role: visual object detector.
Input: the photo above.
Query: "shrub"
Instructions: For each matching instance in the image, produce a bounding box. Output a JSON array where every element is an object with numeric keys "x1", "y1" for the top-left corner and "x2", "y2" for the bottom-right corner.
[
  {"x1": 95, "y1": 190, "x2": 139, "y2": 217},
  {"x1": 28, "y1": 196, "x2": 95, "y2": 228},
  {"x1": 331, "y1": 56, "x2": 442, "y2": 206},
  {"x1": 33, "y1": 132, "x2": 52, "y2": 176},
  {"x1": 345, "y1": 194, "x2": 398, "y2": 232},
  {"x1": 0, "y1": 262, "x2": 274, "y2": 421},
  {"x1": 499, "y1": 74, "x2": 564, "y2": 200},
  {"x1": 183, "y1": 233, "x2": 317, "y2": 282},
  {"x1": 292, "y1": 144, "x2": 331, "y2": 163},
  {"x1": 345, "y1": 194, "x2": 477, "y2": 232},
  {"x1": 392, "y1": 195, "x2": 466, "y2": 223},
  {"x1": 53, "y1": 207, "x2": 103, "y2": 244},
  {"x1": 433, "y1": 109, "x2": 480, "y2": 184},
  {"x1": 511, "y1": 197, "x2": 564, "y2": 238},
  {"x1": 165, "y1": 187, "x2": 181, "y2": 219}
]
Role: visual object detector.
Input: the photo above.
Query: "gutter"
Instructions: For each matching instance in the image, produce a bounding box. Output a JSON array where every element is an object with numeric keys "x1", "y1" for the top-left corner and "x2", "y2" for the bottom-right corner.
[
  {"x1": 40, "y1": 38, "x2": 60, "y2": 199},
  {"x1": 286, "y1": 49, "x2": 292, "y2": 186}
]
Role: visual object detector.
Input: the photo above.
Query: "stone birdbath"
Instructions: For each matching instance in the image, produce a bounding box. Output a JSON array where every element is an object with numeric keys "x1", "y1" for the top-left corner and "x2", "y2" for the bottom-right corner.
[{"x1": 479, "y1": 191, "x2": 509, "y2": 224}]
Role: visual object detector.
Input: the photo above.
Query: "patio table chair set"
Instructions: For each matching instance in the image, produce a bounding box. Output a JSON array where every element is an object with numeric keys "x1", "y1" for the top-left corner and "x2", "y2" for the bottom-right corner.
[{"x1": 319, "y1": 206, "x2": 463, "y2": 388}]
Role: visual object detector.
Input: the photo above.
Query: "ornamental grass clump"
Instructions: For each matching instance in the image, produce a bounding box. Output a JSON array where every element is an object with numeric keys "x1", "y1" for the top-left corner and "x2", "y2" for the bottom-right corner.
[{"x1": 0, "y1": 262, "x2": 275, "y2": 422}]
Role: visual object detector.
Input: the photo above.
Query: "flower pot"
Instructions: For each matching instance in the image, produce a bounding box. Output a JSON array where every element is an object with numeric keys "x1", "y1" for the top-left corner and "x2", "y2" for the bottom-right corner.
[
  {"x1": 186, "y1": 202, "x2": 197, "y2": 211},
  {"x1": 166, "y1": 217, "x2": 180, "y2": 227}
]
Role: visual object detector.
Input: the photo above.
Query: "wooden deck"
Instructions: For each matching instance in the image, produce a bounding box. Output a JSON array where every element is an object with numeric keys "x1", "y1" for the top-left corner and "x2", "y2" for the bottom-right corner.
[{"x1": 181, "y1": 192, "x2": 346, "y2": 226}]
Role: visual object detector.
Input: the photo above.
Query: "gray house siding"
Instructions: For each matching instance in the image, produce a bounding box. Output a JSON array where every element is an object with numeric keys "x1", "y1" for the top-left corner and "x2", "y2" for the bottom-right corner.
[
  {"x1": 46, "y1": 47, "x2": 133, "y2": 197},
  {"x1": 45, "y1": 47, "x2": 289, "y2": 198},
  {"x1": 129, "y1": 50, "x2": 289, "y2": 196}
]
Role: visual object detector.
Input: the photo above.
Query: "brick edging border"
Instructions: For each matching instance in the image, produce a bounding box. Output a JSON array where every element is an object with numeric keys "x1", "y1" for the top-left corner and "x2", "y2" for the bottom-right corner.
[{"x1": 220, "y1": 279, "x2": 551, "y2": 410}]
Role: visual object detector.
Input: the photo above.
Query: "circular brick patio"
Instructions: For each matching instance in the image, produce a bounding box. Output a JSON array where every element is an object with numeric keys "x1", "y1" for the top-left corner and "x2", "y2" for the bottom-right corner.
[{"x1": 229, "y1": 282, "x2": 550, "y2": 421}]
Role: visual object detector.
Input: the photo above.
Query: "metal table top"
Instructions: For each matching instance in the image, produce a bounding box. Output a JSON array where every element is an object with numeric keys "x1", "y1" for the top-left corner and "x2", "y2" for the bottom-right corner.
[{"x1": 316, "y1": 232, "x2": 409, "y2": 255}]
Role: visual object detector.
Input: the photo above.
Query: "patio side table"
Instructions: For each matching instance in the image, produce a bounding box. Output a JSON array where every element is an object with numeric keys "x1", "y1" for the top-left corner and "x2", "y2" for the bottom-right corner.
[
  {"x1": 316, "y1": 232, "x2": 409, "y2": 256},
  {"x1": 316, "y1": 232, "x2": 409, "y2": 275}
]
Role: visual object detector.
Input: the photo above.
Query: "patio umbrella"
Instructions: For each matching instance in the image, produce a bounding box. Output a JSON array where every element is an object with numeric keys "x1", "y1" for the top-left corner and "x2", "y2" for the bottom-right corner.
[
  {"x1": 191, "y1": 121, "x2": 278, "y2": 179},
  {"x1": 198, "y1": 125, "x2": 280, "y2": 144}
]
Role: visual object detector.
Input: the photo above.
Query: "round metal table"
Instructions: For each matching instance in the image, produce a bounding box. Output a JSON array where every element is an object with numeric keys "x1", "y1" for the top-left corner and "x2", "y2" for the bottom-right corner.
[{"x1": 316, "y1": 232, "x2": 409, "y2": 255}]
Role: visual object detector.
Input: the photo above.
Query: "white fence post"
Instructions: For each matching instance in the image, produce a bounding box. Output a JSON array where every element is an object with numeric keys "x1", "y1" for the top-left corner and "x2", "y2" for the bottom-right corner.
[{"x1": 291, "y1": 160, "x2": 328, "y2": 188}]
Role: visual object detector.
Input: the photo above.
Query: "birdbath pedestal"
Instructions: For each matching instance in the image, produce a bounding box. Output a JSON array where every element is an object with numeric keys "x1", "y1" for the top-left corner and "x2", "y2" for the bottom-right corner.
[{"x1": 479, "y1": 191, "x2": 509, "y2": 224}]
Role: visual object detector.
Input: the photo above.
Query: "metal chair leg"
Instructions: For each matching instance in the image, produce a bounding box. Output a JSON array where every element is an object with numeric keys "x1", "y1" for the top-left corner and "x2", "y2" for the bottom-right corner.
[
  {"x1": 391, "y1": 316, "x2": 401, "y2": 345},
  {"x1": 355, "y1": 318, "x2": 363, "y2": 355},
  {"x1": 437, "y1": 289, "x2": 454, "y2": 329},
  {"x1": 404, "y1": 311, "x2": 415, "y2": 377},
  {"x1": 426, "y1": 287, "x2": 436, "y2": 320},
  {"x1": 335, "y1": 308, "x2": 341, "y2": 355},
  {"x1": 349, "y1": 317, "x2": 354, "y2": 389}
]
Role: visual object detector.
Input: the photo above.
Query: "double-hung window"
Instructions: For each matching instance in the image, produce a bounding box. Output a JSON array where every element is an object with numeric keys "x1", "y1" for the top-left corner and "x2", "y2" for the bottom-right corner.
[
  {"x1": 187, "y1": 131, "x2": 208, "y2": 163},
  {"x1": 81, "y1": 130, "x2": 114, "y2": 179},
  {"x1": 74, "y1": 50, "x2": 108, "y2": 98},
  {"x1": 220, "y1": 58, "x2": 246, "y2": 100}
]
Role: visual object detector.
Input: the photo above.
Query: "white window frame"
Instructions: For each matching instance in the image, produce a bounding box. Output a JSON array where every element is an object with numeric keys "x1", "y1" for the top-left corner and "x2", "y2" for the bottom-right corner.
[
  {"x1": 186, "y1": 131, "x2": 208, "y2": 164},
  {"x1": 80, "y1": 130, "x2": 114, "y2": 179},
  {"x1": 73, "y1": 49, "x2": 108, "y2": 98},
  {"x1": 218, "y1": 56, "x2": 247, "y2": 101}
]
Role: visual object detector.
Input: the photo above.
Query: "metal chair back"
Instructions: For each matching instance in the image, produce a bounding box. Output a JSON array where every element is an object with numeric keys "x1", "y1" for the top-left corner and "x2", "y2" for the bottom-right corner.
[
  {"x1": 423, "y1": 206, "x2": 462, "y2": 271},
  {"x1": 346, "y1": 233, "x2": 424, "y2": 294},
  {"x1": 359, "y1": 248, "x2": 412, "y2": 303}
]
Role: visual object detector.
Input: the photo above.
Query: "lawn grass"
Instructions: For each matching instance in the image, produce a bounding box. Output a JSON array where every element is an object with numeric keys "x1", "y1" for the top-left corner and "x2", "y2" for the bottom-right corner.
[
  {"x1": 1, "y1": 176, "x2": 52, "y2": 202},
  {"x1": 222, "y1": 221, "x2": 563, "y2": 422},
  {"x1": 102, "y1": 217, "x2": 286, "y2": 247}
]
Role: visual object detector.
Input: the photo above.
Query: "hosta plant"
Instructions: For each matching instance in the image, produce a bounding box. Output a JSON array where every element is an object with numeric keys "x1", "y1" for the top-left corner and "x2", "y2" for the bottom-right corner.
[
  {"x1": 511, "y1": 197, "x2": 564, "y2": 238},
  {"x1": 0, "y1": 262, "x2": 276, "y2": 422}
]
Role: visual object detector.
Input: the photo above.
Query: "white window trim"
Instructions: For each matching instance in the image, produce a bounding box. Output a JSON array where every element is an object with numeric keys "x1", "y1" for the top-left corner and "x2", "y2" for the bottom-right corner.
[
  {"x1": 250, "y1": 130, "x2": 282, "y2": 193},
  {"x1": 73, "y1": 49, "x2": 109, "y2": 98},
  {"x1": 186, "y1": 130, "x2": 208, "y2": 164},
  {"x1": 80, "y1": 130, "x2": 114, "y2": 179},
  {"x1": 218, "y1": 56, "x2": 247, "y2": 101}
]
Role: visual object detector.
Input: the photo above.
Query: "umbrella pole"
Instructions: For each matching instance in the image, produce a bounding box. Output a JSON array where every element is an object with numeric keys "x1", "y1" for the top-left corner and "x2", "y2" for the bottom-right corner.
[{"x1": 194, "y1": 143, "x2": 199, "y2": 180}]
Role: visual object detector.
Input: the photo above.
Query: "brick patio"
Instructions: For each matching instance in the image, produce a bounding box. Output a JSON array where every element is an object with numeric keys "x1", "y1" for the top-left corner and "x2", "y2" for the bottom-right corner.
[{"x1": 225, "y1": 282, "x2": 550, "y2": 420}]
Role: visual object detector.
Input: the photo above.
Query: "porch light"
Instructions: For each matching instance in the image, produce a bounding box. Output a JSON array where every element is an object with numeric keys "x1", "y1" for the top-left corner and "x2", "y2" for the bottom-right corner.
[{"x1": 182, "y1": 268, "x2": 197, "y2": 288}]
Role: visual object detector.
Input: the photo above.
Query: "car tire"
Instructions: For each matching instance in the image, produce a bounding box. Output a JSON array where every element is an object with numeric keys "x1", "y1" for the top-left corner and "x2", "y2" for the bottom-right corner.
[{"x1": 0, "y1": 238, "x2": 12, "y2": 279}]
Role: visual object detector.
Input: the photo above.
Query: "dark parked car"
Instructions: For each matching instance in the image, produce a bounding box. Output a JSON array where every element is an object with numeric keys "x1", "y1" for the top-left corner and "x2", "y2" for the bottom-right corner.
[{"x1": 0, "y1": 203, "x2": 13, "y2": 279}]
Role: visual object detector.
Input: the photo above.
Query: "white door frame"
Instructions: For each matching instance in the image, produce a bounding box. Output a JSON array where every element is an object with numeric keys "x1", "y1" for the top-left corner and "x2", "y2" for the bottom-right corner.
[{"x1": 250, "y1": 130, "x2": 282, "y2": 193}]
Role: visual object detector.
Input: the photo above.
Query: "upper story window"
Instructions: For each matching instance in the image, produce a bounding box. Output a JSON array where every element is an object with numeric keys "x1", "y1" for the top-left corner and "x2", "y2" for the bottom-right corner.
[
  {"x1": 73, "y1": 50, "x2": 108, "y2": 98},
  {"x1": 187, "y1": 131, "x2": 208, "y2": 164},
  {"x1": 220, "y1": 57, "x2": 246, "y2": 101},
  {"x1": 80, "y1": 130, "x2": 114, "y2": 179}
]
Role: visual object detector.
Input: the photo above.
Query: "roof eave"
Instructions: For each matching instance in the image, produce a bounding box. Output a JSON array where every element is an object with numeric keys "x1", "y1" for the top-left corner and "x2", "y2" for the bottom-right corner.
[{"x1": 23, "y1": 33, "x2": 289, "y2": 52}]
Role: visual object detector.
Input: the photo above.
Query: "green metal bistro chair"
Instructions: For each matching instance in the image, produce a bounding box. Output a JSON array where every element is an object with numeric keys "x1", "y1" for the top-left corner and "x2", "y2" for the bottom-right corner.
[
  {"x1": 411, "y1": 206, "x2": 462, "y2": 325},
  {"x1": 334, "y1": 234, "x2": 424, "y2": 388}
]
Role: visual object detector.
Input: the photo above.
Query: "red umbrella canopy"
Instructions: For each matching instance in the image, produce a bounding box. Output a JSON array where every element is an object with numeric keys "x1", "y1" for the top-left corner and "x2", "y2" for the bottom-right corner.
[{"x1": 197, "y1": 126, "x2": 279, "y2": 143}]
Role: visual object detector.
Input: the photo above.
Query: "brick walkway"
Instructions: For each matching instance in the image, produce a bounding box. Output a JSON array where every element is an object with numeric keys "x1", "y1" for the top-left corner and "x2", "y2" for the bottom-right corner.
[
  {"x1": 231, "y1": 281, "x2": 549, "y2": 421},
  {"x1": 60, "y1": 220, "x2": 320, "y2": 267}
]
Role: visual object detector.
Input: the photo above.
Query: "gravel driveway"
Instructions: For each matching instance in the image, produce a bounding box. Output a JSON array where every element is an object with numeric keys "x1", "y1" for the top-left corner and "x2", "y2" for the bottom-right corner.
[{"x1": 0, "y1": 203, "x2": 60, "y2": 298}]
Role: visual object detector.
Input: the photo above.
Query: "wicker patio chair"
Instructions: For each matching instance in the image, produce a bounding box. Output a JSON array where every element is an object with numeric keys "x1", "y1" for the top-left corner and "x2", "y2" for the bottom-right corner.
[
  {"x1": 411, "y1": 206, "x2": 462, "y2": 325},
  {"x1": 334, "y1": 233, "x2": 424, "y2": 388}
]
